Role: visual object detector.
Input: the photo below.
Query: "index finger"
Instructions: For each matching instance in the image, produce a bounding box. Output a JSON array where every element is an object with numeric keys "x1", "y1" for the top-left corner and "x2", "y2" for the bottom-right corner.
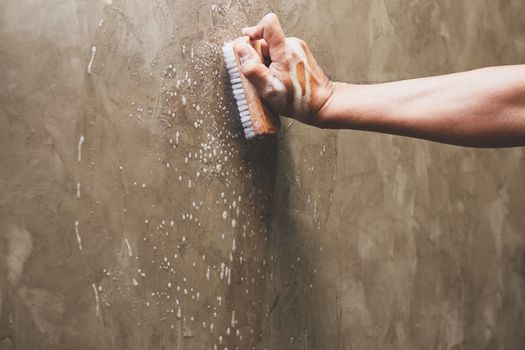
[{"x1": 242, "y1": 13, "x2": 286, "y2": 61}]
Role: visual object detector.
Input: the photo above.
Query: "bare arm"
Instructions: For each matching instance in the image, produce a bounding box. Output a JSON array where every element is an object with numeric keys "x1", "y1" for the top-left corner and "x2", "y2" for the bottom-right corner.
[
  {"x1": 319, "y1": 66, "x2": 525, "y2": 147},
  {"x1": 237, "y1": 14, "x2": 525, "y2": 148}
]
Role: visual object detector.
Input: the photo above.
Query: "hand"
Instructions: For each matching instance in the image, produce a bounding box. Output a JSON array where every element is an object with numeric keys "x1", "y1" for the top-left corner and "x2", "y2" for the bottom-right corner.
[{"x1": 234, "y1": 13, "x2": 334, "y2": 126}]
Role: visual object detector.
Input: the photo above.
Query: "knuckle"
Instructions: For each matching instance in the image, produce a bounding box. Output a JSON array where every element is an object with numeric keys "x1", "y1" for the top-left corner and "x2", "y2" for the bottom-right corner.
[
  {"x1": 242, "y1": 61, "x2": 259, "y2": 75},
  {"x1": 260, "y1": 84, "x2": 277, "y2": 100},
  {"x1": 264, "y1": 12, "x2": 278, "y2": 24},
  {"x1": 289, "y1": 37, "x2": 306, "y2": 47},
  {"x1": 263, "y1": 86, "x2": 276, "y2": 98},
  {"x1": 287, "y1": 37, "x2": 304, "y2": 47},
  {"x1": 260, "y1": 79, "x2": 286, "y2": 101}
]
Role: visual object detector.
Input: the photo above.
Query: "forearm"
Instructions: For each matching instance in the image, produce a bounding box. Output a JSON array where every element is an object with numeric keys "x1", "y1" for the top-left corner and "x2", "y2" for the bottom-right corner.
[{"x1": 319, "y1": 66, "x2": 525, "y2": 147}]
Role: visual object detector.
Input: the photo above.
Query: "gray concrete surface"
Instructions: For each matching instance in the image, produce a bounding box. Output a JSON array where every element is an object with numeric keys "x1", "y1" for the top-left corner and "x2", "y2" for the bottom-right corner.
[{"x1": 1, "y1": 0, "x2": 525, "y2": 349}]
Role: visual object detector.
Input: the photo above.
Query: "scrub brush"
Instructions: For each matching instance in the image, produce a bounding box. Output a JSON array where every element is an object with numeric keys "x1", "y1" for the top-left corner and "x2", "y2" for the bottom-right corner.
[{"x1": 222, "y1": 36, "x2": 280, "y2": 140}]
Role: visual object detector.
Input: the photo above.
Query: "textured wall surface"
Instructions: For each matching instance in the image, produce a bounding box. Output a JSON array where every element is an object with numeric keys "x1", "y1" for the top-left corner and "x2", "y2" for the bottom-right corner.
[{"x1": 1, "y1": 0, "x2": 525, "y2": 349}]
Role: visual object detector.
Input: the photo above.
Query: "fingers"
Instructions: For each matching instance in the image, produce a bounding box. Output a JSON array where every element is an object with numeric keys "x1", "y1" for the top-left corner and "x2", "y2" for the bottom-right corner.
[
  {"x1": 242, "y1": 13, "x2": 285, "y2": 61},
  {"x1": 259, "y1": 39, "x2": 270, "y2": 59},
  {"x1": 234, "y1": 43, "x2": 273, "y2": 94}
]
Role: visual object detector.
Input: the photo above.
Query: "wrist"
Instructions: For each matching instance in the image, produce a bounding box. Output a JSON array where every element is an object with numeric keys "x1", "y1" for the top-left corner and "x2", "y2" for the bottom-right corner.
[{"x1": 315, "y1": 82, "x2": 345, "y2": 128}]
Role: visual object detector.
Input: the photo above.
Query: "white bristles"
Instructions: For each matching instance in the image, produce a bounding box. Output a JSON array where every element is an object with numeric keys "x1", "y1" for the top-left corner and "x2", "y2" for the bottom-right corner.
[{"x1": 222, "y1": 42, "x2": 256, "y2": 140}]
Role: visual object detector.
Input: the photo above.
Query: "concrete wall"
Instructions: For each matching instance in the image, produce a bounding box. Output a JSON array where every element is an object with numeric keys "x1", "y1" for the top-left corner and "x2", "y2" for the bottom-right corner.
[{"x1": 1, "y1": 0, "x2": 524, "y2": 349}]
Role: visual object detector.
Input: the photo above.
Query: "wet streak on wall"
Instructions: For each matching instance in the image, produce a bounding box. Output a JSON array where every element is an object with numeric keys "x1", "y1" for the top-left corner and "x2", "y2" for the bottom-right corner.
[{"x1": 0, "y1": 0, "x2": 525, "y2": 349}]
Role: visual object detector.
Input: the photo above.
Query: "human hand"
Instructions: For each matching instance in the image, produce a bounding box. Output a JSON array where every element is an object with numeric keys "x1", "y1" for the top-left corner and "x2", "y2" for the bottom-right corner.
[{"x1": 234, "y1": 13, "x2": 334, "y2": 126}]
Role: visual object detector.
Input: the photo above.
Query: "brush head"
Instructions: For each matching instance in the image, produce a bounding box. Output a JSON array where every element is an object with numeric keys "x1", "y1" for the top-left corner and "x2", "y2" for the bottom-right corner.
[{"x1": 222, "y1": 37, "x2": 279, "y2": 140}]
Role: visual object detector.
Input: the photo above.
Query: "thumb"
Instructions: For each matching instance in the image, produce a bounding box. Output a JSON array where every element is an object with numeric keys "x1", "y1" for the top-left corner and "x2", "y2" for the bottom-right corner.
[{"x1": 234, "y1": 43, "x2": 272, "y2": 93}]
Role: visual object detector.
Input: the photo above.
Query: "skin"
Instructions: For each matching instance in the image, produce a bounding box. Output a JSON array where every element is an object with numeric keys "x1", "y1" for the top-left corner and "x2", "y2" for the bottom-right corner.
[{"x1": 234, "y1": 13, "x2": 525, "y2": 148}]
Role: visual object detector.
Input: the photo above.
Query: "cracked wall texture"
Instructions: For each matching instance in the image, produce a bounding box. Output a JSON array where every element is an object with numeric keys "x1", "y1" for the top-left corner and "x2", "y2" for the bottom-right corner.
[{"x1": 1, "y1": 0, "x2": 525, "y2": 349}]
